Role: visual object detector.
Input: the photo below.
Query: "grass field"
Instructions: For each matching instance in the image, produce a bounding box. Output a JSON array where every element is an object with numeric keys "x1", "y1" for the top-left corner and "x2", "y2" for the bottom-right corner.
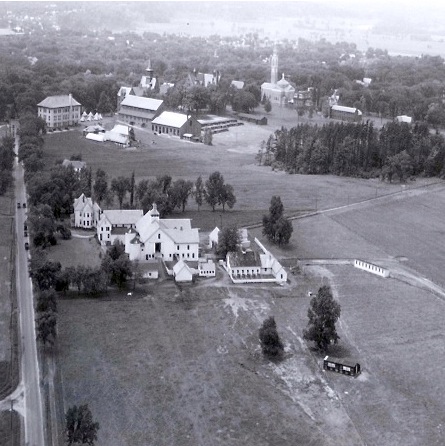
[
  {"x1": 42, "y1": 112, "x2": 431, "y2": 221},
  {"x1": 49, "y1": 109, "x2": 445, "y2": 445},
  {"x1": 57, "y1": 277, "x2": 366, "y2": 446}
]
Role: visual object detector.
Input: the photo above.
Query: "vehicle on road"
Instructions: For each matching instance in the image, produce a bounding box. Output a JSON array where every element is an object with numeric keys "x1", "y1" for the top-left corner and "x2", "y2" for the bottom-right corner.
[
  {"x1": 24, "y1": 231, "x2": 28, "y2": 237},
  {"x1": 23, "y1": 202, "x2": 26, "y2": 208},
  {"x1": 24, "y1": 242, "x2": 29, "y2": 250},
  {"x1": 17, "y1": 202, "x2": 21, "y2": 208}
]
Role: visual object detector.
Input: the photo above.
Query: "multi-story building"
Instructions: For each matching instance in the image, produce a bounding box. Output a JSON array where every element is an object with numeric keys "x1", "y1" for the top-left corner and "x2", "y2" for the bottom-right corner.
[
  {"x1": 37, "y1": 94, "x2": 82, "y2": 129},
  {"x1": 125, "y1": 203, "x2": 200, "y2": 262},
  {"x1": 118, "y1": 95, "x2": 164, "y2": 127}
]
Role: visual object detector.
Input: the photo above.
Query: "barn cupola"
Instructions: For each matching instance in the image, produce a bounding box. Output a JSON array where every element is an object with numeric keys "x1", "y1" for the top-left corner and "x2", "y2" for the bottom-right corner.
[{"x1": 149, "y1": 203, "x2": 160, "y2": 223}]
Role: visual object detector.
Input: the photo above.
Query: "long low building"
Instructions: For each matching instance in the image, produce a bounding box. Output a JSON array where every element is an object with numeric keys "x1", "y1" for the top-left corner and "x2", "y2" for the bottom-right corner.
[
  {"x1": 330, "y1": 105, "x2": 362, "y2": 122},
  {"x1": 151, "y1": 111, "x2": 201, "y2": 138}
]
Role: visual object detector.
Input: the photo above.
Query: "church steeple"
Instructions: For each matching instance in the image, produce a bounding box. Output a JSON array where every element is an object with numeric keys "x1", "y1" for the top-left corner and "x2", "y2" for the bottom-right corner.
[
  {"x1": 145, "y1": 59, "x2": 154, "y2": 82},
  {"x1": 271, "y1": 45, "x2": 278, "y2": 85}
]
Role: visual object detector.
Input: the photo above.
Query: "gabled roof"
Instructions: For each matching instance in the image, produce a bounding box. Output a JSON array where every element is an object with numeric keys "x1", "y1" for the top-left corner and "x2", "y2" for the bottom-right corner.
[
  {"x1": 332, "y1": 105, "x2": 362, "y2": 115},
  {"x1": 117, "y1": 86, "x2": 133, "y2": 97},
  {"x1": 111, "y1": 124, "x2": 130, "y2": 136},
  {"x1": 120, "y1": 95, "x2": 163, "y2": 111},
  {"x1": 73, "y1": 194, "x2": 101, "y2": 213},
  {"x1": 37, "y1": 94, "x2": 81, "y2": 108},
  {"x1": 99, "y1": 209, "x2": 143, "y2": 226},
  {"x1": 231, "y1": 80, "x2": 244, "y2": 89},
  {"x1": 104, "y1": 131, "x2": 128, "y2": 145},
  {"x1": 152, "y1": 111, "x2": 189, "y2": 128},
  {"x1": 86, "y1": 133, "x2": 105, "y2": 142},
  {"x1": 62, "y1": 159, "x2": 86, "y2": 170},
  {"x1": 136, "y1": 211, "x2": 199, "y2": 245},
  {"x1": 173, "y1": 259, "x2": 194, "y2": 277}
]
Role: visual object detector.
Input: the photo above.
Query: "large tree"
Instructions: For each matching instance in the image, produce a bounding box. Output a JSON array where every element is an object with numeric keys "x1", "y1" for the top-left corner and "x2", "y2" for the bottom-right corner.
[
  {"x1": 193, "y1": 175, "x2": 205, "y2": 211},
  {"x1": 205, "y1": 171, "x2": 225, "y2": 211},
  {"x1": 259, "y1": 316, "x2": 284, "y2": 358},
  {"x1": 216, "y1": 226, "x2": 240, "y2": 258},
  {"x1": 93, "y1": 169, "x2": 108, "y2": 204},
  {"x1": 111, "y1": 176, "x2": 130, "y2": 209},
  {"x1": 36, "y1": 310, "x2": 57, "y2": 346},
  {"x1": 219, "y1": 184, "x2": 236, "y2": 211},
  {"x1": 262, "y1": 196, "x2": 293, "y2": 246},
  {"x1": 170, "y1": 178, "x2": 194, "y2": 212},
  {"x1": 66, "y1": 404, "x2": 100, "y2": 446},
  {"x1": 303, "y1": 285, "x2": 341, "y2": 351}
]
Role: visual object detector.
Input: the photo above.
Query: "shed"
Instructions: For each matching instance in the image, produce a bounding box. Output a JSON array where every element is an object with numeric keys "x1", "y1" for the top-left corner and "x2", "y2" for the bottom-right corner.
[
  {"x1": 323, "y1": 356, "x2": 361, "y2": 376},
  {"x1": 237, "y1": 113, "x2": 268, "y2": 125},
  {"x1": 173, "y1": 259, "x2": 194, "y2": 282}
]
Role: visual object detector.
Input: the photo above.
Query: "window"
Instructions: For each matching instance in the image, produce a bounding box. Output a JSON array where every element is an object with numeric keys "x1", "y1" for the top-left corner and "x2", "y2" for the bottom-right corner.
[
  {"x1": 158, "y1": 233, "x2": 161, "y2": 239},
  {"x1": 187, "y1": 245, "x2": 189, "y2": 250},
  {"x1": 177, "y1": 246, "x2": 179, "y2": 250}
]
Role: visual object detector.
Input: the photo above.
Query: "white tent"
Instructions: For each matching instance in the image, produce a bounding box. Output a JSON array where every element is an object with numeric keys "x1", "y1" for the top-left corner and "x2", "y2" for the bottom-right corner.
[
  {"x1": 82, "y1": 111, "x2": 88, "y2": 117},
  {"x1": 86, "y1": 133, "x2": 105, "y2": 142},
  {"x1": 80, "y1": 116, "x2": 85, "y2": 122},
  {"x1": 93, "y1": 112, "x2": 100, "y2": 121}
]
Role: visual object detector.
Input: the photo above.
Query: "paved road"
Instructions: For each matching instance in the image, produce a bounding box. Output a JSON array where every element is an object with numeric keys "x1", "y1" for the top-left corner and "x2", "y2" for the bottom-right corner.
[{"x1": 14, "y1": 147, "x2": 46, "y2": 445}]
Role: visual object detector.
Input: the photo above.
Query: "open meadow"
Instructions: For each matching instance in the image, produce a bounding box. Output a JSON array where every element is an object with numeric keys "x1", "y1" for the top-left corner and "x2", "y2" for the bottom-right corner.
[
  {"x1": 43, "y1": 112, "x2": 427, "y2": 226},
  {"x1": 46, "y1": 112, "x2": 445, "y2": 445}
]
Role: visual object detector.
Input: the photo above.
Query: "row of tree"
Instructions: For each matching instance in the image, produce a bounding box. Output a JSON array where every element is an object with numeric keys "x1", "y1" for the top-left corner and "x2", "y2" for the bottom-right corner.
[
  {"x1": 259, "y1": 285, "x2": 342, "y2": 360},
  {"x1": 258, "y1": 120, "x2": 445, "y2": 180},
  {"x1": 0, "y1": 135, "x2": 15, "y2": 195}
]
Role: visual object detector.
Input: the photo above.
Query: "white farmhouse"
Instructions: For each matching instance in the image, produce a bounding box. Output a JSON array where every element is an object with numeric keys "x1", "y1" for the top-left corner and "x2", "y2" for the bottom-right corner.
[
  {"x1": 125, "y1": 203, "x2": 199, "y2": 262},
  {"x1": 72, "y1": 194, "x2": 102, "y2": 229},
  {"x1": 97, "y1": 209, "x2": 144, "y2": 246}
]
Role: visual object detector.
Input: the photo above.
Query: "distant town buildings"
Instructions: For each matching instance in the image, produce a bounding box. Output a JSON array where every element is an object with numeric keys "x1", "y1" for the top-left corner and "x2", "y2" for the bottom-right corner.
[{"x1": 37, "y1": 94, "x2": 82, "y2": 129}]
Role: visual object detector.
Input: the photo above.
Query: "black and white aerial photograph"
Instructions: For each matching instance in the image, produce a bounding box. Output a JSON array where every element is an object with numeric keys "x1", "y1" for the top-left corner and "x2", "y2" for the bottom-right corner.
[{"x1": 1, "y1": 0, "x2": 445, "y2": 444}]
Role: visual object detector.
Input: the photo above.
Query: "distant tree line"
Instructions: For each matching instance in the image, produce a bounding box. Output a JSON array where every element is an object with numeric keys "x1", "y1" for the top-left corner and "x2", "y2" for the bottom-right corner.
[{"x1": 257, "y1": 120, "x2": 445, "y2": 180}]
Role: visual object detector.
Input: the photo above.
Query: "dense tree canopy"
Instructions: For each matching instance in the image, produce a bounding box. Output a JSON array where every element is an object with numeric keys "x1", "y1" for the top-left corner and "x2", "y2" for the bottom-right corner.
[
  {"x1": 262, "y1": 120, "x2": 445, "y2": 179},
  {"x1": 66, "y1": 404, "x2": 100, "y2": 446}
]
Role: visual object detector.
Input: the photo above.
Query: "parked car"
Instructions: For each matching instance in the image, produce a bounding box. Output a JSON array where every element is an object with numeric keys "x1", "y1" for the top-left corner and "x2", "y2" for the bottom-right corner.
[
  {"x1": 24, "y1": 231, "x2": 28, "y2": 237},
  {"x1": 17, "y1": 202, "x2": 21, "y2": 209},
  {"x1": 24, "y1": 242, "x2": 29, "y2": 250},
  {"x1": 22, "y1": 203, "x2": 26, "y2": 208}
]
